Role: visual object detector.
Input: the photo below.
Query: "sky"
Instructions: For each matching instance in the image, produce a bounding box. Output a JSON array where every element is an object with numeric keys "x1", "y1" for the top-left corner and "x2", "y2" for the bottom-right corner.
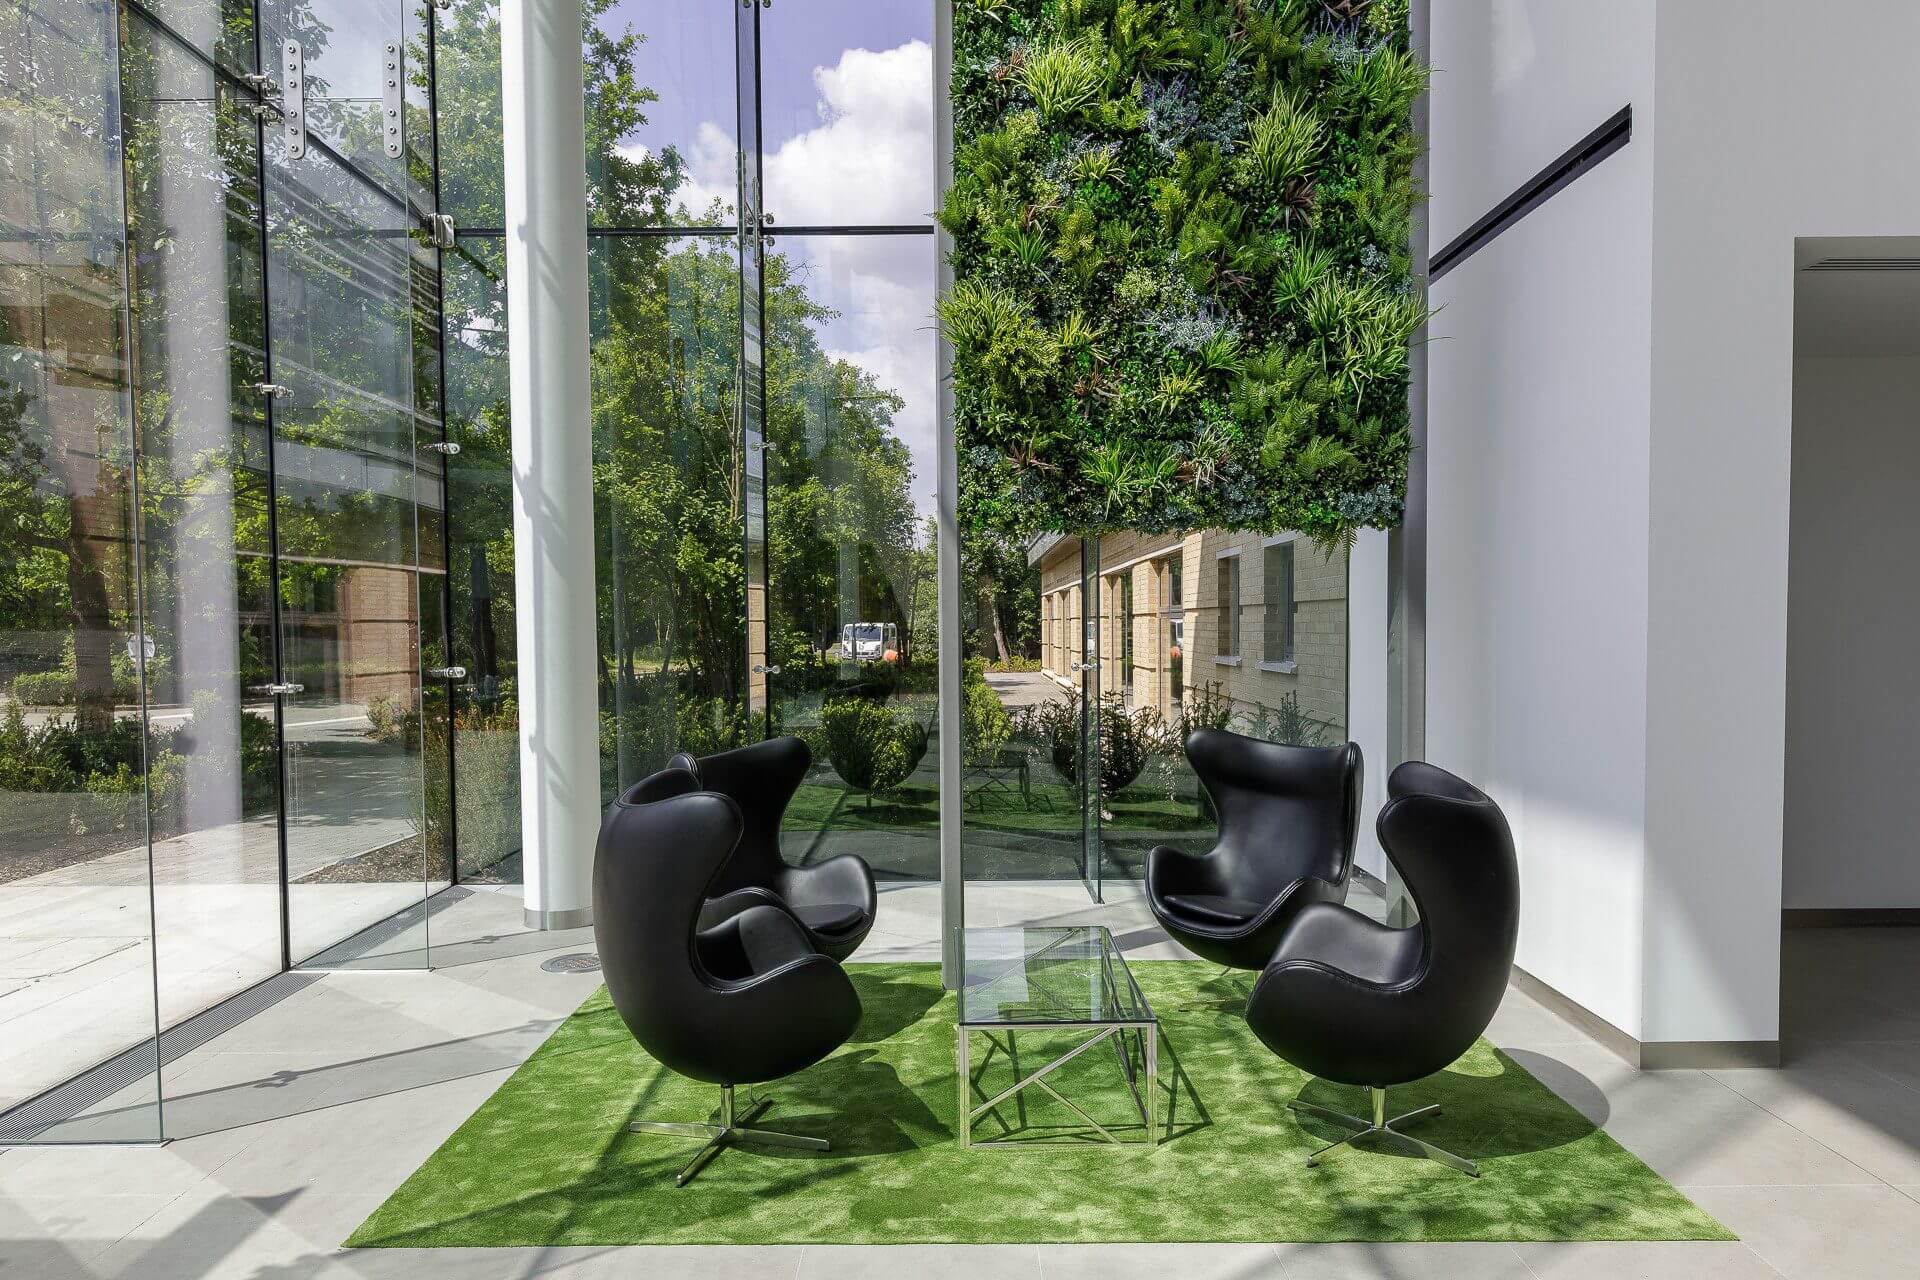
[{"x1": 605, "y1": 0, "x2": 940, "y2": 517}]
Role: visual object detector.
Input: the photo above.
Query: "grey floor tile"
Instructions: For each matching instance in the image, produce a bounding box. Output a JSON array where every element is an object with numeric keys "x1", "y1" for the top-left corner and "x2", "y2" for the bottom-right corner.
[
  {"x1": 1037, "y1": 1242, "x2": 1283, "y2": 1279},
  {"x1": 798, "y1": 1243, "x2": 1042, "y2": 1280},
  {"x1": 1516, "y1": 1041, "x2": 1876, "y2": 1188},
  {"x1": 1514, "y1": 1240, "x2": 1785, "y2": 1279},
  {"x1": 1273, "y1": 1242, "x2": 1534, "y2": 1278},
  {"x1": 1708, "y1": 1052, "x2": 1920, "y2": 1185},
  {"x1": 1687, "y1": 1184, "x2": 1920, "y2": 1280},
  {"x1": 0, "y1": 1193, "x2": 180, "y2": 1267}
]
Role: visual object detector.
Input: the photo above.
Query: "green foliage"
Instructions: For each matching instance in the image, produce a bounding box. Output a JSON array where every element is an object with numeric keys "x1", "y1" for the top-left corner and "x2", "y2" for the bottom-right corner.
[
  {"x1": 820, "y1": 696, "x2": 929, "y2": 802},
  {"x1": 961, "y1": 658, "x2": 1012, "y2": 767},
  {"x1": 947, "y1": 0, "x2": 1426, "y2": 542}
]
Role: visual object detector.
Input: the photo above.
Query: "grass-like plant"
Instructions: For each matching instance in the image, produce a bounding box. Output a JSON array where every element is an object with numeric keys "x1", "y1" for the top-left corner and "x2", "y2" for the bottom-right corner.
[{"x1": 1018, "y1": 34, "x2": 1106, "y2": 121}]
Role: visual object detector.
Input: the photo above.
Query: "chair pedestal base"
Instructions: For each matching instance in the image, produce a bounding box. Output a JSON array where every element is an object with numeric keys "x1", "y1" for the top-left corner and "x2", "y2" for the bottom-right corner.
[
  {"x1": 631, "y1": 1086, "x2": 829, "y2": 1185},
  {"x1": 1291, "y1": 1086, "x2": 1479, "y2": 1178}
]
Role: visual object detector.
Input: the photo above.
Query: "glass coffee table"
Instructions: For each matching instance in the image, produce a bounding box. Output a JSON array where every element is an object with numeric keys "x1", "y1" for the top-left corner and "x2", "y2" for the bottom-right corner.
[{"x1": 957, "y1": 926, "x2": 1160, "y2": 1148}]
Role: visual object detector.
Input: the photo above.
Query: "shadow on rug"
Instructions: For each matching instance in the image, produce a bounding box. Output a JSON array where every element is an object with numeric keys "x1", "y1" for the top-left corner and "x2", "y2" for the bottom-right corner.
[{"x1": 347, "y1": 963, "x2": 1731, "y2": 1246}]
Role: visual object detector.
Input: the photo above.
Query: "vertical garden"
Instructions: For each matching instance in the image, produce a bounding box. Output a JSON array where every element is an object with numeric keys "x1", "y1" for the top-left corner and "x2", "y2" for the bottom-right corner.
[{"x1": 941, "y1": 0, "x2": 1425, "y2": 544}]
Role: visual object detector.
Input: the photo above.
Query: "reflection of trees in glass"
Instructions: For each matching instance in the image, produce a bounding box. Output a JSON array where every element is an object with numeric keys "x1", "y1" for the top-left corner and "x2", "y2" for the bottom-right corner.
[{"x1": 431, "y1": 0, "x2": 930, "y2": 792}]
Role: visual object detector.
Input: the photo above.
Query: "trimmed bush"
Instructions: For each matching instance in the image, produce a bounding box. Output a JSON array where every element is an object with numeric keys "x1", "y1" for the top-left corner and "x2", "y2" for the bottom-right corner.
[{"x1": 821, "y1": 697, "x2": 929, "y2": 803}]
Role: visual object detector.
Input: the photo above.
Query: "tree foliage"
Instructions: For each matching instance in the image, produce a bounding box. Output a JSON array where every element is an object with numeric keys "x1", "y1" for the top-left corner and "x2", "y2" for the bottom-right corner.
[{"x1": 943, "y1": 0, "x2": 1425, "y2": 543}]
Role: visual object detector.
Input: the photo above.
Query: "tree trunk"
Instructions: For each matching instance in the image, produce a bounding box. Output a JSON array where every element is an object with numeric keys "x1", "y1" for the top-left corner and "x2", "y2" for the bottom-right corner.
[{"x1": 66, "y1": 497, "x2": 119, "y2": 735}]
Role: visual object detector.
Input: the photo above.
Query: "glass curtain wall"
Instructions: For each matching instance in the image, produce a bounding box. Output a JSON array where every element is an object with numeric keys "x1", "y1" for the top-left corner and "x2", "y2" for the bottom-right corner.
[
  {"x1": 0, "y1": 0, "x2": 161, "y2": 1141},
  {"x1": 2, "y1": 0, "x2": 455, "y2": 1141},
  {"x1": 438, "y1": 0, "x2": 939, "y2": 878}
]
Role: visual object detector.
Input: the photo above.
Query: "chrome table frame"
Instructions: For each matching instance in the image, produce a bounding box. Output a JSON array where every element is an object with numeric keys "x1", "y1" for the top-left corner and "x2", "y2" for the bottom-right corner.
[{"x1": 956, "y1": 927, "x2": 1161, "y2": 1149}]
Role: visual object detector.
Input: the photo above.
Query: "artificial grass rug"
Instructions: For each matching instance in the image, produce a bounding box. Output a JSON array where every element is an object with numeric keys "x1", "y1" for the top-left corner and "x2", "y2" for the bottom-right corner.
[{"x1": 348, "y1": 963, "x2": 1730, "y2": 1246}]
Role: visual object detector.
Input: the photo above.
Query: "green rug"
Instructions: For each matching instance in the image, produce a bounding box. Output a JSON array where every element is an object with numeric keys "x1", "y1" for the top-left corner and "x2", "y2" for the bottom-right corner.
[{"x1": 348, "y1": 963, "x2": 1730, "y2": 1246}]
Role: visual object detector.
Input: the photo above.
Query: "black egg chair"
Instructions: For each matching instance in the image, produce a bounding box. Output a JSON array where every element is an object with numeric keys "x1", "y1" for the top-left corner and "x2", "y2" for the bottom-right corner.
[
  {"x1": 594, "y1": 765, "x2": 863, "y2": 1185},
  {"x1": 1146, "y1": 729, "x2": 1364, "y2": 970},
  {"x1": 658, "y1": 736, "x2": 878, "y2": 961},
  {"x1": 1245, "y1": 761, "x2": 1520, "y2": 1177}
]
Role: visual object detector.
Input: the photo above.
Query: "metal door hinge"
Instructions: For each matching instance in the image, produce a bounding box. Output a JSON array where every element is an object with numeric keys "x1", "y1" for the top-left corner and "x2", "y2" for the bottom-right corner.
[
  {"x1": 282, "y1": 41, "x2": 305, "y2": 159},
  {"x1": 428, "y1": 213, "x2": 456, "y2": 249},
  {"x1": 425, "y1": 440, "x2": 460, "y2": 455},
  {"x1": 426, "y1": 666, "x2": 467, "y2": 681},
  {"x1": 250, "y1": 382, "x2": 292, "y2": 398},
  {"x1": 382, "y1": 42, "x2": 404, "y2": 159},
  {"x1": 250, "y1": 682, "x2": 305, "y2": 696},
  {"x1": 242, "y1": 100, "x2": 283, "y2": 121}
]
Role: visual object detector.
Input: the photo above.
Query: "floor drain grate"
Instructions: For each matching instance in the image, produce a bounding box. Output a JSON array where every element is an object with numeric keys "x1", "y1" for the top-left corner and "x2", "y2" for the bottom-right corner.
[{"x1": 541, "y1": 952, "x2": 601, "y2": 974}]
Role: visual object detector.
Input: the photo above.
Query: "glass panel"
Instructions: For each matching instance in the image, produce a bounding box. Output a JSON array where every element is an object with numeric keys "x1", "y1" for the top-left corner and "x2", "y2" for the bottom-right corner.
[
  {"x1": 431, "y1": 0, "x2": 503, "y2": 228},
  {"x1": 763, "y1": 233, "x2": 938, "y2": 880},
  {"x1": 738, "y1": 0, "x2": 766, "y2": 729},
  {"x1": 756, "y1": 0, "x2": 933, "y2": 230},
  {"x1": 593, "y1": 233, "x2": 744, "y2": 795},
  {"x1": 442, "y1": 236, "x2": 518, "y2": 882},
  {"x1": 262, "y1": 0, "x2": 413, "y2": 196},
  {"x1": 0, "y1": 0, "x2": 161, "y2": 1141},
  {"x1": 135, "y1": 0, "x2": 253, "y2": 76},
  {"x1": 121, "y1": 6, "x2": 285, "y2": 1033},
  {"x1": 960, "y1": 533, "x2": 1074, "y2": 883},
  {"x1": 594, "y1": 0, "x2": 732, "y2": 228},
  {"x1": 263, "y1": 107, "x2": 433, "y2": 968},
  {"x1": 1079, "y1": 538, "x2": 1101, "y2": 898}
]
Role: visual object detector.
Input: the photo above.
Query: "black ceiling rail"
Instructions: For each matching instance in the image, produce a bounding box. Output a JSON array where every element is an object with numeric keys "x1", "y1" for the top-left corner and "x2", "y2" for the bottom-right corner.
[{"x1": 1430, "y1": 106, "x2": 1633, "y2": 282}]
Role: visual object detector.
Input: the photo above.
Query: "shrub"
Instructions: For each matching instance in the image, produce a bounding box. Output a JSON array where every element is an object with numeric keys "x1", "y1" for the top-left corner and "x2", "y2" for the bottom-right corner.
[
  {"x1": 962, "y1": 657, "x2": 1012, "y2": 767},
  {"x1": 1025, "y1": 690, "x2": 1164, "y2": 795},
  {"x1": 10, "y1": 669, "x2": 75, "y2": 706},
  {"x1": 820, "y1": 697, "x2": 928, "y2": 803}
]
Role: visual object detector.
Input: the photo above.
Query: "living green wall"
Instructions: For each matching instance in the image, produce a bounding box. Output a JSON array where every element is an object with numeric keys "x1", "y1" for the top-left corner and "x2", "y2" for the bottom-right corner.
[{"x1": 941, "y1": 0, "x2": 1425, "y2": 542}]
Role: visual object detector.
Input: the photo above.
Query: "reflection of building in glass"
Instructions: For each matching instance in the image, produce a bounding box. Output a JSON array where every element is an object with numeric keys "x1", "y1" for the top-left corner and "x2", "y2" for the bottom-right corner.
[{"x1": 1032, "y1": 530, "x2": 1348, "y2": 741}]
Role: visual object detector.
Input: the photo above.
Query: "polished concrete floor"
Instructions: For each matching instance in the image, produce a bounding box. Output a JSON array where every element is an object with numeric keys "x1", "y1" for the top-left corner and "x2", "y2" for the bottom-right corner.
[{"x1": 1, "y1": 883, "x2": 1917, "y2": 1279}]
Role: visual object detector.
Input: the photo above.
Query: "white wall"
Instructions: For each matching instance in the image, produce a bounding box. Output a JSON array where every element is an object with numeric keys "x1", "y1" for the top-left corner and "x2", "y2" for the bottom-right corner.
[
  {"x1": 1349, "y1": 529, "x2": 1391, "y2": 883},
  {"x1": 1642, "y1": 0, "x2": 1920, "y2": 1044},
  {"x1": 1784, "y1": 357, "x2": 1920, "y2": 910},
  {"x1": 1427, "y1": 0, "x2": 1657, "y2": 1039}
]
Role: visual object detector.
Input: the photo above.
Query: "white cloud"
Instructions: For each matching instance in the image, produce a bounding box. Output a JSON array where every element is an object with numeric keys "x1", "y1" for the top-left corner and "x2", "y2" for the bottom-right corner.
[{"x1": 669, "y1": 41, "x2": 939, "y2": 516}]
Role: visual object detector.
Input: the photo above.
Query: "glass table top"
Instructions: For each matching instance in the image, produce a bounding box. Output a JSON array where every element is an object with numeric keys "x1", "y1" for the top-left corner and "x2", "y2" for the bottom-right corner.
[{"x1": 958, "y1": 926, "x2": 1154, "y2": 1027}]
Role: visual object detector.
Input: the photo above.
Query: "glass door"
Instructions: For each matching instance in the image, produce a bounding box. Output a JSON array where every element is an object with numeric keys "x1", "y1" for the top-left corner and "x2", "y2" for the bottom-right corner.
[
  {"x1": 1079, "y1": 537, "x2": 1103, "y2": 900},
  {"x1": 261, "y1": 0, "x2": 447, "y2": 967}
]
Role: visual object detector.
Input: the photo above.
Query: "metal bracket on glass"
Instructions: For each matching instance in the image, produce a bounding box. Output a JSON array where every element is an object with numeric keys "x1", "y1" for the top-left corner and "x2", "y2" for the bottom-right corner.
[
  {"x1": 250, "y1": 382, "x2": 292, "y2": 399},
  {"x1": 382, "y1": 42, "x2": 404, "y2": 159},
  {"x1": 427, "y1": 213, "x2": 457, "y2": 249},
  {"x1": 250, "y1": 683, "x2": 305, "y2": 696},
  {"x1": 753, "y1": 664, "x2": 782, "y2": 675},
  {"x1": 282, "y1": 41, "x2": 305, "y2": 159},
  {"x1": 424, "y1": 440, "x2": 460, "y2": 455},
  {"x1": 426, "y1": 667, "x2": 467, "y2": 681}
]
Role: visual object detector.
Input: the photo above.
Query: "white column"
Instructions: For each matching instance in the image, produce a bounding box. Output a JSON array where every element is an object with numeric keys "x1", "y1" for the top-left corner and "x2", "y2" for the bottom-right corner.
[{"x1": 502, "y1": 0, "x2": 598, "y2": 930}]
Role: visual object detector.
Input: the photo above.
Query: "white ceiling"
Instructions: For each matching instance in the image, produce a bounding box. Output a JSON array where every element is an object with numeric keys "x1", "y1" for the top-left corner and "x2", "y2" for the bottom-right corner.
[{"x1": 1795, "y1": 237, "x2": 1920, "y2": 358}]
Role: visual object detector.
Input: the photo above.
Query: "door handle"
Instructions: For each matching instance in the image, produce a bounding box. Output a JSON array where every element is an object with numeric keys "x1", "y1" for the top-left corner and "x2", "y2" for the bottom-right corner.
[
  {"x1": 249, "y1": 682, "x2": 304, "y2": 696},
  {"x1": 426, "y1": 666, "x2": 467, "y2": 680}
]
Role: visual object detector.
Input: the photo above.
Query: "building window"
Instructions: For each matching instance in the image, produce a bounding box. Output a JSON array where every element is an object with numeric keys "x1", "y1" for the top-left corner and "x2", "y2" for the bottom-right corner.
[
  {"x1": 1115, "y1": 571, "x2": 1134, "y2": 698},
  {"x1": 1263, "y1": 539, "x2": 1295, "y2": 666},
  {"x1": 1215, "y1": 553, "x2": 1240, "y2": 661}
]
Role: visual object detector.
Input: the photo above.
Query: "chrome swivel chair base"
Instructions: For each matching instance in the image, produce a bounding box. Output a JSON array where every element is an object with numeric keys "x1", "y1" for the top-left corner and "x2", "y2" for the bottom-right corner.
[
  {"x1": 1291, "y1": 1086, "x2": 1479, "y2": 1178},
  {"x1": 631, "y1": 1085, "x2": 829, "y2": 1185}
]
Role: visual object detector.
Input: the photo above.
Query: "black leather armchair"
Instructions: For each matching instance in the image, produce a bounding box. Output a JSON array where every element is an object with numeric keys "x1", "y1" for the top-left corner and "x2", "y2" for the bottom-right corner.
[
  {"x1": 662, "y1": 736, "x2": 878, "y2": 962},
  {"x1": 595, "y1": 765, "x2": 863, "y2": 1185},
  {"x1": 1146, "y1": 729, "x2": 1364, "y2": 970},
  {"x1": 1245, "y1": 761, "x2": 1520, "y2": 1177}
]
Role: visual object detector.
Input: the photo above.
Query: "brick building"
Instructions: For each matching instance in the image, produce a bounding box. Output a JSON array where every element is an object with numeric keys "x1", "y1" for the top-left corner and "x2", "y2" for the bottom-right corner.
[{"x1": 1031, "y1": 528, "x2": 1348, "y2": 741}]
